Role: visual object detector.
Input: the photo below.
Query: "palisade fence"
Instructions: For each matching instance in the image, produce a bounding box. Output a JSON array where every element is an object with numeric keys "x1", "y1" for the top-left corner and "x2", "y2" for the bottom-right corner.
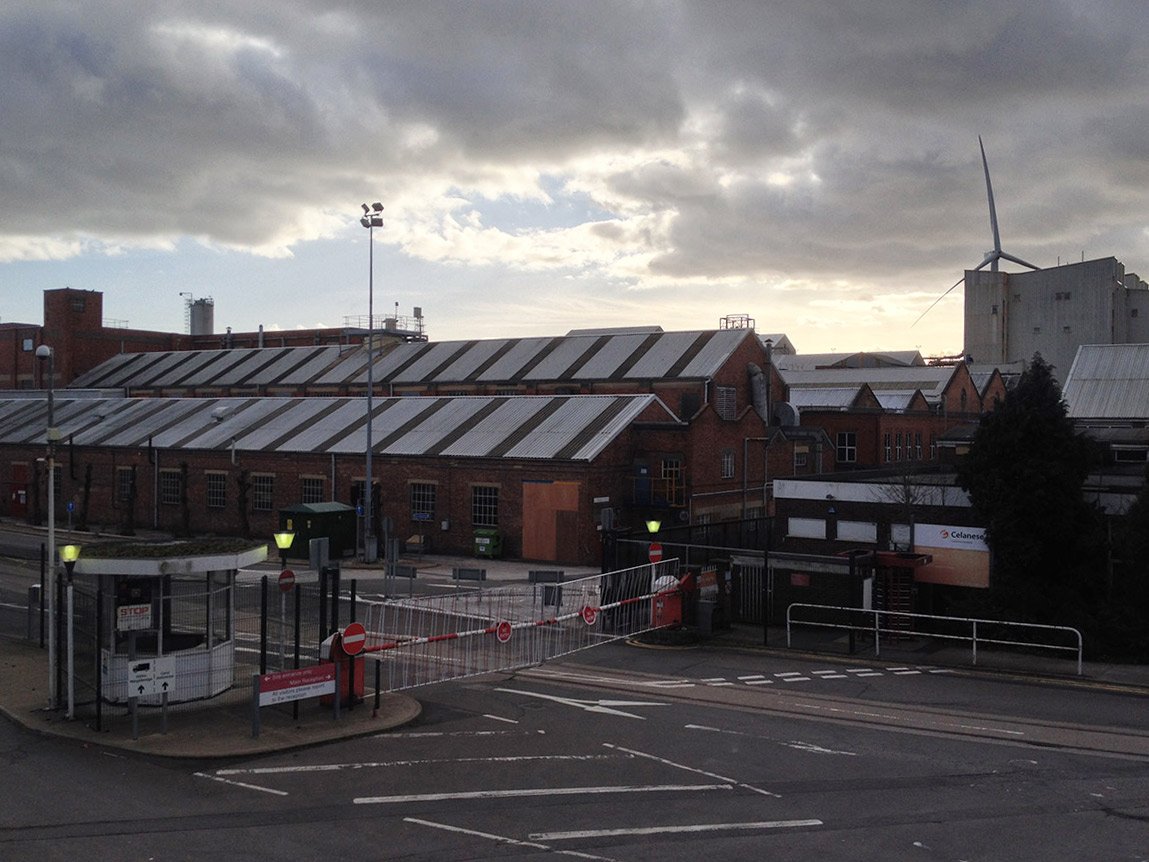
[{"x1": 3, "y1": 560, "x2": 682, "y2": 732}]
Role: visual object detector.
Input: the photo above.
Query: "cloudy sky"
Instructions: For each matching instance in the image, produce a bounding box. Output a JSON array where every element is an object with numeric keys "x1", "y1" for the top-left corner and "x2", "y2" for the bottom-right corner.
[{"x1": 2, "y1": 1, "x2": 1146, "y2": 355}]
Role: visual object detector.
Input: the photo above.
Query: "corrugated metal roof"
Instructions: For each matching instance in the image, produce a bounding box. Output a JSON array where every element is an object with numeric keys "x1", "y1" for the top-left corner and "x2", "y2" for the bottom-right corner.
[
  {"x1": 786, "y1": 387, "x2": 863, "y2": 409},
  {"x1": 1064, "y1": 343, "x2": 1149, "y2": 419},
  {"x1": 781, "y1": 366, "x2": 955, "y2": 398},
  {"x1": 0, "y1": 394, "x2": 673, "y2": 462},
  {"x1": 70, "y1": 329, "x2": 755, "y2": 392}
]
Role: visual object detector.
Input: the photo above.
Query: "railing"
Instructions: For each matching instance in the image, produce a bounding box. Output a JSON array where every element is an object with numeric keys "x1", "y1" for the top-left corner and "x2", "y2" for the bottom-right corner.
[{"x1": 786, "y1": 603, "x2": 1083, "y2": 676}]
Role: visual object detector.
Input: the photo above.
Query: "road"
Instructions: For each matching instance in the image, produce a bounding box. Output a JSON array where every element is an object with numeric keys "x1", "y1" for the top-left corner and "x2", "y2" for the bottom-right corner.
[{"x1": 3, "y1": 641, "x2": 1148, "y2": 861}]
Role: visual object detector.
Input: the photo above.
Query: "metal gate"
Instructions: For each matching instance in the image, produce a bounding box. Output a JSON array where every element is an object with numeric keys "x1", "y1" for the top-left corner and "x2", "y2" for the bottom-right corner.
[{"x1": 358, "y1": 559, "x2": 682, "y2": 692}]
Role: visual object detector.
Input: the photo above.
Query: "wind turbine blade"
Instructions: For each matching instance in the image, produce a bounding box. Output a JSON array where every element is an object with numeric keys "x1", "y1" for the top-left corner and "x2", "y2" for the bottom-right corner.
[
  {"x1": 979, "y1": 136, "x2": 1002, "y2": 254},
  {"x1": 999, "y1": 251, "x2": 1041, "y2": 270},
  {"x1": 912, "y1": 275, "x2": 966, "y2": 327}
]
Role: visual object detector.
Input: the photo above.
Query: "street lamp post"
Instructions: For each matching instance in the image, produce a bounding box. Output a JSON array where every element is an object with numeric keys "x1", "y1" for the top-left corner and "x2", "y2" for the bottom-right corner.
[
  {"x1": 60, "y1": 544, "x2": 80, "y2": 718},
  {"x1": 35, "y1": 344, "x2": 58, "y2": 709},
  {"x1": 360, "y1": 202, "x2": 383, "y2": 564}
]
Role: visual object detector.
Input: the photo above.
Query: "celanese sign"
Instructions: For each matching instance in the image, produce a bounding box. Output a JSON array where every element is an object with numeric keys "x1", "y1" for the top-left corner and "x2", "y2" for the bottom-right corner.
[{"x1": 916, "y1": 523, "x2": 988, "y2": 551}]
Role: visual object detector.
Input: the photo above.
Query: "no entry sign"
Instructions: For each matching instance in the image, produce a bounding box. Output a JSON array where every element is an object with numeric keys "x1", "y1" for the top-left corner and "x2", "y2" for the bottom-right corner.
[
  {"x1": 341, "y1": 621, "x2": 367, "y2": 656},
  {"x1": 580, "y1": 605, "x2": 599, "y2": 626},
  {"x1": 648, "y1": 542, "x2": 663, "y2": 563},
  {"x1": 278, "y1": 569, "x2": 296, "y2": 592},
  {"x1": 495, "y1": 620, "x2": 512, "y2": 643}
]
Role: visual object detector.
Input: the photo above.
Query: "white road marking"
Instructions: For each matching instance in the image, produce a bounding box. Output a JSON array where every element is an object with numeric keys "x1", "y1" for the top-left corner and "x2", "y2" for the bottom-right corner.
[
  {"x1": 483, "y1": 713, "x2": 518, "y2": 724},
  {"x1": 193, "y1": 772, "x2": 288, "y2": 796},
  {"x1": 743, "y1": 678, "x2": 774, "y2": 685},
  {"x1": 356, "y1": 783, "x2": 732, "y2": 805},
  {"x1": 406, "y1": 817, "x2": 621, "y2": 862},
  {"x1": 604, "y1": 743, "x2": 780, "y2": 798},
  {"x1": 738, "y1": 674, "x2": 767, "y2": 680},
  {"x1": 216, "y1": 753, "x2": 629, "y2": 776},
  {"x1": 532, "y1": 819, "x2": 824, "y2": 841},
  {"x1": 685, "y1": 724, "x2": 856, "y2": 757},
  {"x1": 495, "y1": 687, "x2": 668, "y2": 719},
  {"x1": 785, "y1": 741, "x2": 857, "y2": 756},
  {"x1": 375, "y1": 729, "x2": 545, "y2": 739}
]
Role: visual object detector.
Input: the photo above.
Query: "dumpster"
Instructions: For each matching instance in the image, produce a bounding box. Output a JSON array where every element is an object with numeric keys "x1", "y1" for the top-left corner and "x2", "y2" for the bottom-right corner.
[{"x1": 474, "y1": 528, "x2": 502, "y2": 559}]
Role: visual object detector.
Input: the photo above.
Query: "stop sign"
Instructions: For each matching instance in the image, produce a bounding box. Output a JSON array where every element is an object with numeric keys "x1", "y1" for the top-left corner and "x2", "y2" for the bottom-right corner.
[
  {"x1": 495, "y1": 620, "x2": 512, "y2": 643},
  {"x1": 648, "y1": 542, "x2": 663, "y2": 563},
  {"x1": 341, "y1": 621, "x2": 367, "y2": 656},
  {"x1": 278, "y1": 569, "x2": 296, "y2": 593}
]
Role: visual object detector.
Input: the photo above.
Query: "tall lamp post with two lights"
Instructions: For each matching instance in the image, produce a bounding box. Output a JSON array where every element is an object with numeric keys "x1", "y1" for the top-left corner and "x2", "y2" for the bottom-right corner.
[
  {"x1": 360, "y1": 202, "x2": 384, "y2": 564},
  {"x1": 35, "y1": 344, "x2": 59, "y2": 708}
]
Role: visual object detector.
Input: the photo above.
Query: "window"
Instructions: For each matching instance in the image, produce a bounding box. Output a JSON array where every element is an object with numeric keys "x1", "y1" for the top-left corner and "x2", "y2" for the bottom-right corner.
[
  {"x1": 914, "y1": 432, "x2": 923, "y2": 460},
  {"x1": 794, "y1": 449, "x2": 808, "y2": 469},
  {"x1": 883, "y1": 432, "x2": 892, "y2": 463},
  {"x1": 472, "y1": 485, "x2": 498, "y2": 527},
  {"x1": 206, "y1": 472, "x2": 227, "y2": 509},
  {"x1": 895, "y1": 432, "x2": 903, "y2": 462},
  {"x1": 71, "y1": 296, "x2": 86, "y2": 312},
  {"x1": 252, "y1": 474, "x2": 274, "y2": 511},
  {"x1": 715, "y1": 386, "x2": 737, "y2": 420},
  {"x1": 300, "y1": 476, "x2": 324, "y2": 504},
  {"x1": 115, "y1": 467, "x2": 134, "y2": 504},
  {"x1": 960, "y1": 390, "x2": 969, "y2": 412},
  {"x1": 661, "y1": 457, "x2": 682, "y2": 483},
  {"x1": 159, "y1": 469, "x2": 182, "y2": 506},
  {"x1": 836, "y1": 431, "x2": 857, "y2": 463},
  {"x1": 21, "y1": 338, "x2": 33, "y2": 352},
  {"x1": 720, "y1": 451, "x2": 735, "y2": 480},
  {"x1": 411, "y1": 482, "x2": 436, "y2": 520}
]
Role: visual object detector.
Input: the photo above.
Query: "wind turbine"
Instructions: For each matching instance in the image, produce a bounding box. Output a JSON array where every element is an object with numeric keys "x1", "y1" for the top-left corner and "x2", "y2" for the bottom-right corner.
[{"x1": 913, "y1": 136, "x2": 1040, "y2": 325}]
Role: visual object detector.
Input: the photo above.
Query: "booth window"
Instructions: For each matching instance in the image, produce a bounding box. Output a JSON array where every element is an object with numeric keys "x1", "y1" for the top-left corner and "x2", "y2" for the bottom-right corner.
[{"x1": 206, "y1": 472, "x2": 227, "y2": 509}]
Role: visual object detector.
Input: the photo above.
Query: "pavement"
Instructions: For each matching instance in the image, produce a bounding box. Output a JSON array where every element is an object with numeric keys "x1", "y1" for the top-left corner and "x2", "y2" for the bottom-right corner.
[{"x1": 2, "y1": 537, "x2": 1148, "y2": 761}]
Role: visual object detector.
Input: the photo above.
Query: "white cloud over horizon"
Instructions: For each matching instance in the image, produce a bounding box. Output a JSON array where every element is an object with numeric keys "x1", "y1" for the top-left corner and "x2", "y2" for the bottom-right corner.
[{"x1": 2, "y1": 1, "x2": 1146, "y2": 355}]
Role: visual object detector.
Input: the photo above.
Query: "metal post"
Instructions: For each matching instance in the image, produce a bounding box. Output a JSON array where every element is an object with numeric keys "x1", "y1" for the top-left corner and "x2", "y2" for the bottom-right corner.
[
  {"x1": 873, "y1": 610, "x2": 881, "y2": 658},
  {"x1": 66, "y1": 580, "x2": 74, "y2": 719},
  {"x1": 95, "y1": 582, "x2": 103, "y2": 732},
  {"x1": 972, "y1": 619, "x2": 978, "y2": 666},
  {"x1": 292, "y1": 583, "x2": 301, "y2": 721},
  {"x1": 259, "y1": 575, "x2": 268, "y2": 676},
  {"x1": 39, "y1": 543, "x2": 45, "y2": 648},
  {"x1": 373, "y1": 658, "x2": 381, "y2": 716}
]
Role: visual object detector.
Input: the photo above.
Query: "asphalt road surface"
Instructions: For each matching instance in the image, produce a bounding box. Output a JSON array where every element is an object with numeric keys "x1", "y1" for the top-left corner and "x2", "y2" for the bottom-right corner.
[{"x1": 3, "y1": 644, "x2": 1148, "y2": 861}]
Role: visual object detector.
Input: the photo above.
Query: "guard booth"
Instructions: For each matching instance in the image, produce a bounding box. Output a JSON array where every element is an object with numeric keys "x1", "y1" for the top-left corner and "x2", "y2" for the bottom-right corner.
[
  {"x1": 279, "y1": 502, "x2": 357, "y2": 560},
  {"x1": 69, "y1": 541, "x2": 268, "y2": 707}
]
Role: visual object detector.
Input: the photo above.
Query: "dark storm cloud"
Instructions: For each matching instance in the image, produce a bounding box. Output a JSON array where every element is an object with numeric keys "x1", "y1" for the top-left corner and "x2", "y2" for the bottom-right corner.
[{"x1": 0, "y1": 0, "x2": 1145, "y2": 294}]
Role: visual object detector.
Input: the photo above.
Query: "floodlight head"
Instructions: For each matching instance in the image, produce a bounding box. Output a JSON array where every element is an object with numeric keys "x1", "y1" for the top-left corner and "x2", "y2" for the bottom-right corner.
[
  {"x1": 35, "y1": 345, "x2": 52, "y2": 360},
  {"x1": 371, "y1": 202, "x2": 384, "y2": 212},
  {"x1": 361, "y1": 203, "x2": 370, "y2": 214},
  {"x1": 369, "y1": 215, "x2": 383, "y2": 227},
  {"x1": 360, "y1": 216, "x2": 370, "y2": 228}
]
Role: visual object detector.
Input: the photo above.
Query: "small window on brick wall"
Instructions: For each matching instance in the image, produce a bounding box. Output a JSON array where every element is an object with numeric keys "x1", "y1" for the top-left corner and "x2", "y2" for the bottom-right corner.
[
  {"x1": 115, "y1": 467, "x2": 135, "y2": 504},
  {"x1": 252, "y1": 474, "x2": 274, "y2": 511},
  {"x1": 715, "y1": 386, "x2": 737, "y2": 420},
  {"x1": 720, "y1": 450, "x2": 735, "y2": 479},
  {"x1": 411, "y1": 482, "x2": 436, "y2": 520},
  {"x1": 300, "y1": 476, "x2": 324, "y2": 504},
  {"x1": 159, "y1": 469, "x2": 182, "y2": 506},
  {"x1": 206, "y1": 472, "x2": 227, "y2": 509},
  {"x1": 472, "y1": 485, "x2": 498, "y2": 527}
]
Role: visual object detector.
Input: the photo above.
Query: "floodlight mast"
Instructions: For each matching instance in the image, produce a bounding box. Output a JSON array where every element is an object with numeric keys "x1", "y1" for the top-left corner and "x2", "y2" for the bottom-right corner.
[{"x1": 360, "y1": 202, "x2": 383, "y2": 563}]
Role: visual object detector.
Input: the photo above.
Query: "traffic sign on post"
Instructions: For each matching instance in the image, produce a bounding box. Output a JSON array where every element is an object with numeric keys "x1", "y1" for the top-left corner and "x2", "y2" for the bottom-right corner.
[
  {"x1": 648, "y1": 542, "x2": 663, "y2": 564},
  {"x1": 341, "y1": 621, "x2": 367, "y2": 656},
  {"x1": 278, "y1": 569, "x2": 296, "y2": 593},
  {"x1": 495, "y1": 620, "x2": 512, "y2": 643}
]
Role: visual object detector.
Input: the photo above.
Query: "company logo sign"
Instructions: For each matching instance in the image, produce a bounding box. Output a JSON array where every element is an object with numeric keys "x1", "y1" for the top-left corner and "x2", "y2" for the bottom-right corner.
[{"x1": 917, "y1": 523, "x2": 988, "y2": 551}]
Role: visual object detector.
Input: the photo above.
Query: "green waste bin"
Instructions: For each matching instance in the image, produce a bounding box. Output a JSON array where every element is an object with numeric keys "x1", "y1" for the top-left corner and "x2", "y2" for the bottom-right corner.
[{"x1": 473, "y1": 528, "x2": 502, "y2": 559}]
